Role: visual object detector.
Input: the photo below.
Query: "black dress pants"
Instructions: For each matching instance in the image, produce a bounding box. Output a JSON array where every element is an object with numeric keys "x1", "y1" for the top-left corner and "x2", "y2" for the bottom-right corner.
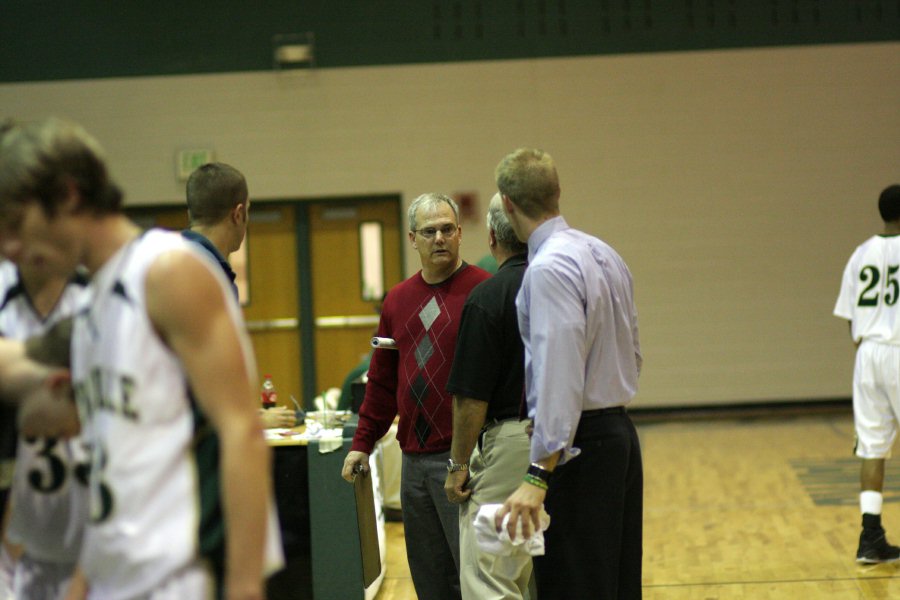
[{"x1": 534, "y1": 408, "x2": 643, "y2": 599}]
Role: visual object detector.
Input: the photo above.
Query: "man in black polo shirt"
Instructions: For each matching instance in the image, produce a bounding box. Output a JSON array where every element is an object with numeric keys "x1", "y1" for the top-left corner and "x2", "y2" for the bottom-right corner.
[{"x1": 444, "y1": 193, "x2": 531, "y2": 599}]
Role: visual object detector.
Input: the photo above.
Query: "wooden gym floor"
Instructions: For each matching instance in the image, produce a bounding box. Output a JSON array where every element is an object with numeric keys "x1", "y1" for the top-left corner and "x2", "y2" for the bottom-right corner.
[{"x1": 375, "y1": 408, "x2": 900, "y2": 599}]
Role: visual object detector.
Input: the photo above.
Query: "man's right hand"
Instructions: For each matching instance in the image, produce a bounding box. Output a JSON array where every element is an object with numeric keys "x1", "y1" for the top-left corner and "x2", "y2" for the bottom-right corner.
[
  {"x1": 341, "y1": 450, "x2": 370, "y2": 482},
  {"x1": 258, "y1": 406, "x2": 296, "y2": 429},
  {"x1": 444, "y1": 470, "x2": 471, "y2": 504}
]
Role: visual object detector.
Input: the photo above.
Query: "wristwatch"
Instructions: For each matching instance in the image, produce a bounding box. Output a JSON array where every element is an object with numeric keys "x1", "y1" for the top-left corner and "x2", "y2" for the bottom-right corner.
[
  {"x1": 447, "y1": 458, "x2": 469, "y2": 473},
  {"x1": 527, "y1": 462, "x2": 552, "y2": 484}
]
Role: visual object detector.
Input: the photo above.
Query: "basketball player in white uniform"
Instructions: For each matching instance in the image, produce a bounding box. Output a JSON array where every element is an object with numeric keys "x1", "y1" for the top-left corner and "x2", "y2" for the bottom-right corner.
[
  {"x1": 0, "y1": 118, "x2": 279, "y2": 600},
  {"x1": 0, "y1": 259, "x2": 88, "y2": 600},
  {"x1": 834, "y1": 184, "x2": 900, "y2": 564},
  {"x1": 0, "y1": 263, "x2": 17, "y2": 600}
]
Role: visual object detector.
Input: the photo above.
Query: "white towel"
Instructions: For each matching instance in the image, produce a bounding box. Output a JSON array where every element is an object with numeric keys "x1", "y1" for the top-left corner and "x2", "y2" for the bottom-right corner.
[{"x1": 473, "y1": 503, "x2": 550, "y2": 558}]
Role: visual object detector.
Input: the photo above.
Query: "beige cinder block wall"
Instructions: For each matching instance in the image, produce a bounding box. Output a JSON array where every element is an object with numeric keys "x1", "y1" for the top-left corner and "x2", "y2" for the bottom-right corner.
[{"x1": 1, "y1": 41, "x2": 897, "y2": 407}]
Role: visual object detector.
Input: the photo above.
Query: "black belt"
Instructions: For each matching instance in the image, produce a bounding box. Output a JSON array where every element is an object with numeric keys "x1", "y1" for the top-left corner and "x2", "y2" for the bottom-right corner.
[
  {"x1": 485, "y1": 414, "x2": 521, "y2": 427},
  {"x1": 581, "y1": 406, "x2": 626, "y2": 417},
  {"x1": 478, "y1": 416, "x2": 525, "y2": 453}
]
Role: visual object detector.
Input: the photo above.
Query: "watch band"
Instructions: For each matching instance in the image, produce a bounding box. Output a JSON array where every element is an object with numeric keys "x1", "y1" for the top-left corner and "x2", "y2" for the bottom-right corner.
[
  {"x1": 527, "y1": 462, "x2": 552, "y2": 484},
  {"x1": 447, "y1": 458, "x2": 469, "y2": 473}
]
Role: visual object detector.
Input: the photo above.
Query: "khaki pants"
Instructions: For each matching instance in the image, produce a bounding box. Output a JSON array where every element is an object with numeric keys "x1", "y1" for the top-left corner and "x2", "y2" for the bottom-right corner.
[{"x1": 459, "y1": 419, "x2": 532, "y2": 600}]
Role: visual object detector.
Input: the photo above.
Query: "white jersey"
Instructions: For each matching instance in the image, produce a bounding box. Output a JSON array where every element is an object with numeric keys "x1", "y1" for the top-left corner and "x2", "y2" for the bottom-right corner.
[
  {"x1": 835, "y1": 235, "x2": 900, "y2": 345},
  {"x1": 0, "y1": 261, "x2": 86, "y2": 338},
  {"x1": 0, "y1": 260, "x2": 89, "y2": 565},
  {"x1": 0, "y1": 263, "x2": 18, "y2": 505},
  {"x1": 70, "y1": 230, "x2": 279, "y2": 599}
]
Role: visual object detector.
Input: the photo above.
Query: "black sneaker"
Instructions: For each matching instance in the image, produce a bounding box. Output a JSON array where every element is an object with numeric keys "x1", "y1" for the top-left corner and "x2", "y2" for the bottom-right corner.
[{"x1": 856, "y1": 527, "x2": 900, "y2": 564}]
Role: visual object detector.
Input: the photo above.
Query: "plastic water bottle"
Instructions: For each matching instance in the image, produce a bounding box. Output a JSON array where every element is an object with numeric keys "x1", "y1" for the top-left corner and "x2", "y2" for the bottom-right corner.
[{"x1": 261, "y1": 375, "x2": 278, "y2": 409}]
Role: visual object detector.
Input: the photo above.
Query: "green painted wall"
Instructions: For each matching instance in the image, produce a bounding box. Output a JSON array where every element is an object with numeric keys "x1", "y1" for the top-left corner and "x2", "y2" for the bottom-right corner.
[{"x1": 1, "y1": 1, "x2": 897, "y2": 83}]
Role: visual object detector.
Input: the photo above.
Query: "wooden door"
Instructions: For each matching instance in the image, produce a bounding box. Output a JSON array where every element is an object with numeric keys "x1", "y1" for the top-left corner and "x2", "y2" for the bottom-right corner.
[
  {"x1": 128, "y1": 207, "x2": 188, "y2": 232},
  {"x1": 308, "y1": 198, "x2": 403, "y2": 398},
  {"x1": 242, "y1": 204, "x2": 302, "y2": 407},
  {"x1": 127, "y1": 203, "x2": 303, "y2": 407},
  {"x1": 127, "y1": 197, "x2": 403, "y2": 409}
]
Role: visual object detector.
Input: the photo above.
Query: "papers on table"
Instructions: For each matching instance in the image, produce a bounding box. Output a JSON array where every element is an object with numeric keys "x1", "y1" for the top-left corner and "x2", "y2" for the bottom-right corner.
[{"x1": 264, "y1": 427, "x2": 343, "y2": 442}]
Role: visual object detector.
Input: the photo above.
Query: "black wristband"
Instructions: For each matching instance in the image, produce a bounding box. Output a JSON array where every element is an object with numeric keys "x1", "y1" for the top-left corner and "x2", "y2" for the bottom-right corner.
[{"x1": 527, "y1": 463, "x2": 552, "y2": 484}]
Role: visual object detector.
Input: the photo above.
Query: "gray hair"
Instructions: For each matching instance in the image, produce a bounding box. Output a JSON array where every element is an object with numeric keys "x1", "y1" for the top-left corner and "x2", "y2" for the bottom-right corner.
[
  {"x1": 407, "y1": 193, "x2": 459, "y2": 232},
  {"x1": 487, "y1": 193, "x2": 527, "y2": 253}
]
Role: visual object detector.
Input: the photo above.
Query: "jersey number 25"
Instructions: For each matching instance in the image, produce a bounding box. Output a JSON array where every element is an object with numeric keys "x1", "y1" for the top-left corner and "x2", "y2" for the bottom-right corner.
[{"x1": 858, "y1": 265, "x2": 900, "y2": 307}]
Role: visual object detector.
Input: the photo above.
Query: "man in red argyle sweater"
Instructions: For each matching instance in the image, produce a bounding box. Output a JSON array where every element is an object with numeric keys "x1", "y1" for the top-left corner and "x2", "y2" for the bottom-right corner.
[{"x1": 342, "y1": 193, "x2": 490, "y2": 600}]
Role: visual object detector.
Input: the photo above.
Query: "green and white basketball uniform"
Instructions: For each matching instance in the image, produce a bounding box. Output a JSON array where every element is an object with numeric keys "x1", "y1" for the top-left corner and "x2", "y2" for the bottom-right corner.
[
  {"x1": 0, "y1": 260, "x2": 88, "y2": 599},
  {"x1": 835, "y1": 234, "x2": 900, "y2": 458},
  {"x1": 71, "y1": 230, "x2": 280, "y2": 599}
]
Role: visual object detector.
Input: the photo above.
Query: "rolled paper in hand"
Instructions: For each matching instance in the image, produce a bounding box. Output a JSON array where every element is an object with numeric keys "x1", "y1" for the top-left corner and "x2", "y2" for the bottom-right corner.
[{"x1": 371, "y1": 337, "x2": 397, "y2": 350}]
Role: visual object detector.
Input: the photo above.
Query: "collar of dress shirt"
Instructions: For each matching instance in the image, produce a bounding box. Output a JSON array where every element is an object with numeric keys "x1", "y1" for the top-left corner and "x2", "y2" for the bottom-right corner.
[{"x1": 527, "y1": 215, "x2": 568, "y2": 262}]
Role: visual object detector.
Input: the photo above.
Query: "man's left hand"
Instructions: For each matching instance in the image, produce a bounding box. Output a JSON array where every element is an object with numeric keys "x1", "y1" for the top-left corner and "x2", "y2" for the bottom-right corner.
[
  {"x1": 444, "y1": 470, "x2": 471, "y2": 504},
  {"x1": 495, "y1": 481, "x2": 546, "y2": 540},
  {"x1": 18, "y1": 370, "x2": 79, "y2": 438}
]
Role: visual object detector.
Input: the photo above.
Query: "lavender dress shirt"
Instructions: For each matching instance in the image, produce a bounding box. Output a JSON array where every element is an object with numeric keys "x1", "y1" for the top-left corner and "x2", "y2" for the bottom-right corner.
[{"x1": 517, "y1": 216, "x2": 642, "y2": 464}]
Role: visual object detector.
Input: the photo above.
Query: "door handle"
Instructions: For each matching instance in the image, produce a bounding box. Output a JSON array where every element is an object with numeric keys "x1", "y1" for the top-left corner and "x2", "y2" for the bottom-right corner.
[
  {"x1": 315, "y1": 315, "x2": 380, "y2": 329},
  {"x1": 245, "y1": 318, "x2": 299, "y2": 332}
]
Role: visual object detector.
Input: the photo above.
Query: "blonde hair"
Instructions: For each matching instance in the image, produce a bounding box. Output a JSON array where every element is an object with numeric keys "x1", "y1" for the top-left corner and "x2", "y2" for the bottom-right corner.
[{"x1": 494, "y1": 148, "x2": 560, "y2": 219}]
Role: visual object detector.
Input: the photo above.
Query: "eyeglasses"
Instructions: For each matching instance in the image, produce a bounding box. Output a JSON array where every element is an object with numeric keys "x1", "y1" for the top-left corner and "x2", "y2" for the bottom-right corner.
[{"x1": 413, "y1": 224, "x2": 458, "y2": 240}]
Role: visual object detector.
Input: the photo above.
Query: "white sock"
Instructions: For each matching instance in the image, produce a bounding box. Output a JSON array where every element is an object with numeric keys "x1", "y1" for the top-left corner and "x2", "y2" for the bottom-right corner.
[{"x1": 861, "y1": 490, "x2": 883, "y2": 515}]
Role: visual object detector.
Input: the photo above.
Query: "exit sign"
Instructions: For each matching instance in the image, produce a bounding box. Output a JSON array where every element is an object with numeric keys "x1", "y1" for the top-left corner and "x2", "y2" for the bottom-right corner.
[{"x1": 176, "y1": 148, "x2": 215, "y2": 181}]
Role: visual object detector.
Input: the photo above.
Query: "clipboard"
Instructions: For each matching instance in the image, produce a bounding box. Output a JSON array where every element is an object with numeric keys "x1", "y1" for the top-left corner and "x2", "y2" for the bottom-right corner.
[{"x1": 354, "y1": 470, "x2": 382, "y2": 588}]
